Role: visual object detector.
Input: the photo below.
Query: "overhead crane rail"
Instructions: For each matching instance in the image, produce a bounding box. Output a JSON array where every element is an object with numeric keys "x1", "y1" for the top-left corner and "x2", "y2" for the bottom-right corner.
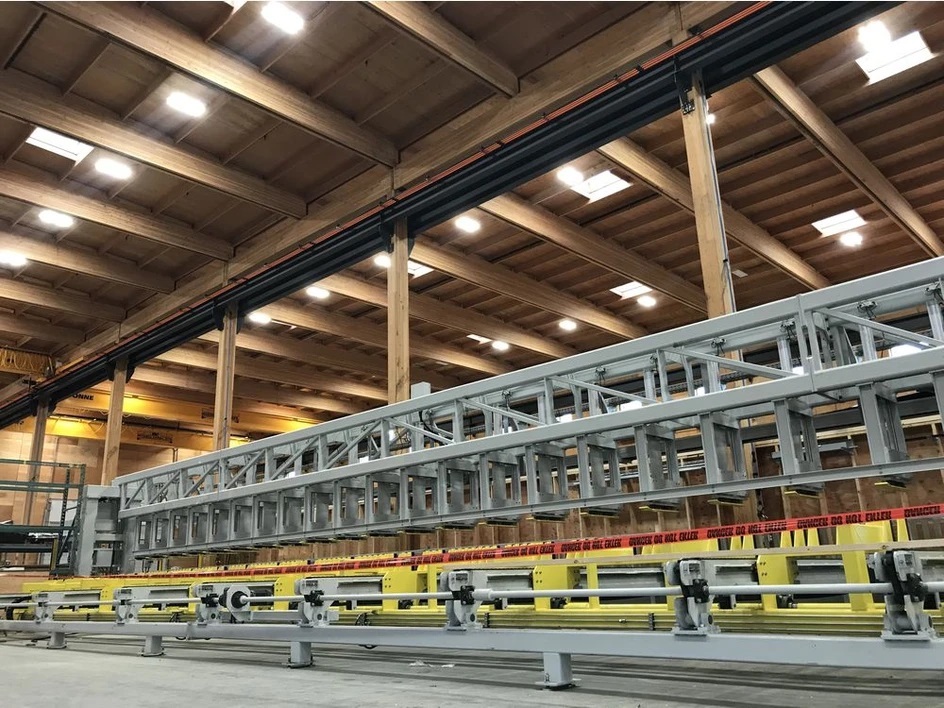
[{"x1": 105, "y1": 257, "x2": 944, "y2": 558}]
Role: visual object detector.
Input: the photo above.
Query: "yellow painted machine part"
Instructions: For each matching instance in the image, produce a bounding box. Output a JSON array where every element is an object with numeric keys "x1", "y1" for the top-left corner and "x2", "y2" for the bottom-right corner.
[{"x1": 14, "y1": 521, "x2": 943, "y2": 636}]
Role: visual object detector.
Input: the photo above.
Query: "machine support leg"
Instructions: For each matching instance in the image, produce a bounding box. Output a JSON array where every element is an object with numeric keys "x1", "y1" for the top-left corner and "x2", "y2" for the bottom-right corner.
[
  {"x1": 47, "y1": 631, "x2": 67, "y2": 650},
  {"x1": 540, "y1": 651, "x2": 574, "y2": 689},
  {"x1": 288, "y1": 641, "x2": 312, "y2": 668},
  {"x1": 142, "y1": 635, "x2": 164, "y2": 657}
]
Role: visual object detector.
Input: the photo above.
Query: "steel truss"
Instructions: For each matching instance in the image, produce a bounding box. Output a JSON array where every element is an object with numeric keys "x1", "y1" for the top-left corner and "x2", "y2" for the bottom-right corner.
[{"x1": 113, "y1": 258, "x2": 944, "y2": 557}]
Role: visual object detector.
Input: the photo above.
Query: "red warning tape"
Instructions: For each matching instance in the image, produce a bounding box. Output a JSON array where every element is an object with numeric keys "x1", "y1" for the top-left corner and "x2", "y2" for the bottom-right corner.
[{"x1": 108, "y1": 503, "x2": 944, "y2": 581}]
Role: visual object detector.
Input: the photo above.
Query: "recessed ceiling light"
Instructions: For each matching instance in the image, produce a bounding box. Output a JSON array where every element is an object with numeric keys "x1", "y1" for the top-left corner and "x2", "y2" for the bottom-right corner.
[
  {"x1": 706, "y1": 113, "x2": 717, "y2": 125},
  {"x1": 858, "y1": 21, "x2": 892, "y2": 52},
  {"x1": 0, "y1": 250, "x2": 28, "y2": 268},
  {"x1": 839, "y1": 231, "x2": 863, "y2": 247},
  {"x1": 455, "y1": 215, "x2": 481, "y2": 233},
  {"x1": 166, "y1": 91, "x2": 207, "y2": 117},
  {"x1": 261, "y1": 1, "x2": 304, "y2": 34},
  {"x1": 856, "y1": 29, "x2": 932, "y2": 83},
  {"x1": 467, "y1": 334, "x2": 492, "y2": 344},
  {"x1": 94, "y1": 157, "x2": 133, "y2": 180},
  {"x1": 637, "y1": 294, "x2": 657, "y2": 308},
  {"x1": 558, "y1": 318, "x2": 577, "y2": 331},
  {"x1": 812, "y1": 210, "x2": 866, "y2": 236},
  {"x1": 26, "y1": 127, "x2": 93, "y2": 163},
  {"x1": 556, "y1": 166, "x2": 584, "y2": 186},
  {"x1": 38, "y1": 209, "x2": 74, "y2": 229},
  {"x1": 248, "y1": 311, "x2": 271, "y2": 325},
  {"x1": 569, "y1": 169, "x2": 630, "y2": 202},
  {"x1": 305, "y1": 286, "x2": 330, "y2": 300},
  {"x1": 610, "y1": 281, "x2": 652, "y2": 299},
  {"x1": 373, "y1": 253, "x2": 432, "y2": 278},
  {"x1": 491, "y1": 340, "x2": 510, "y2": 352}
]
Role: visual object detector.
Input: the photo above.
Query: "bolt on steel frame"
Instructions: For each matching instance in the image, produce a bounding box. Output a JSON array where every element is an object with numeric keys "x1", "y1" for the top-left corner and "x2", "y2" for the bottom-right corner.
[{"x1": 110, "y1": 257, "x2": 944, "y2": 561}]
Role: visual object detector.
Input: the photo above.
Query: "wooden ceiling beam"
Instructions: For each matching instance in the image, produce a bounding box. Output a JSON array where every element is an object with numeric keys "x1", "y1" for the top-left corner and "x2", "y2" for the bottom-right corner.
[
  {"x1": 133, "y1": 363, "x2": 362, "y2": 416},
  {"x1": 597, "y1": 138, "x2": 830, "y2": 290},
  {"x1": 752, "y1": 66, "x2": 944, "y2": 258},
  {"x1": 482, "y1": 193, "x2": 707, "y2": 313},
  {"x1": 320, "y1": 272, "x2": 576, "y2": 359},
  {"x1": 0, "y1": 312, "x2": 84, "y2": 345},
  {"x1": 0, "y1": 70, "x2": 306, "y2": 218},
  {"x1": 43, "y1": 2, "x2": 398, "y2": 166},
  {"x1": 200, "y1": 328, "x2": 462, "y2": 391},
  {"x1": 154, "y1": 346, "x2": 382, "y2": 407},
  {"x1": 69, "y1": 2, "x2": 728, "y2": 361},
  {"x1": 0, "y1": 227, "x2": 174, "y2": 293},
  {"x1": 363, "y1": 1, "x2": 518, "y2": 97},
  {"x1": 0, "y1": 166, "x2": 232, "y2": 259},
  {"x1": 411, "y1": 241, "x2": 645, "y2": 340},
  {"x1": 0, "y1": 277, "x2": 124, "y2": 321},
  {"x1": 264, "y1": 301, "x2": 512, "y2": 376}
]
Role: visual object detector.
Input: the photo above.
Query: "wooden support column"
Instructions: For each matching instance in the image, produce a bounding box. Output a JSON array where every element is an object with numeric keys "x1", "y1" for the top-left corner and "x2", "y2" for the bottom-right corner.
[
  {"x1": 387, "y1": 217, "x2": 411, "y2": 403},
  {"x1": 681, "y1": 73, "x2": 736, "y2": 319},
  {"x1": 101, "y1": 357, "x2": 128, "y2": 486},
  {"x1": 213, "y1": 305, "x2": 239, "y2": 450},
  {"x1": 21, "y1": 399, "x2": 50, "y2": 525}
]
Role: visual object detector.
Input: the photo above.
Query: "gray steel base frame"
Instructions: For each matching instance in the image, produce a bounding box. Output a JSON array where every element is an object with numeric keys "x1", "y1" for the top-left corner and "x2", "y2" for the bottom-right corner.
[{"x1": 2, "y1": 620, "x2": 943, "y2": 688}]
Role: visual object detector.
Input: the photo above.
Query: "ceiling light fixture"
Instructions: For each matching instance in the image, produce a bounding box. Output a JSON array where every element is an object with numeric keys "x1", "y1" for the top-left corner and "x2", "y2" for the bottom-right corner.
[
  {"x1": 305, "y1": 286, "x2": 330, "y2": 300},
  {"x1": 373, "y1": 253, "x2": 432, "y2": 277},
  {"x1": 166, "y1": 91, "x2": 207, "y2": 117},
  {"x1": 26, "y1": 127, "x2": 93, "y2": 163},
  {"x1": 610, "y1": 281, "x2": 651, "y2": 299},
  {"x1": 812, "y1": 210, "x2": 866, "y2": 236},
  {"x1": 455, "y1": 215, "x2": 481, "y2": 233},
  {"x1": 858, "y1": 21, "x2": 892, "y2": 52},
  {"x1": 856, "y1": 29, "x2": 932, "y2": 83},
  {"x1": 637, "y1": 294, "x2": 657, "y2": 308},
  {"x1": 569, "y1": 169, "x2": 631, "y2": 202},
  {"x1": 556, "y1": 166, "x2": 584, "y2": 186},
  {"x1": 839, "y1": 231, "x2": 863, "y2": 247},
  {"x1": 38, "y1": 209, "x2": 74, "y2": 229},
  {"x1": 0, "y1": 250, "x2": 28, "y2": 268},
  {"x1": 467, "y1": 334, "x2": 492, "y2": 344},
  {"x1": 491, "y1": 340, "x2": 510, "y2": 352},
  {"x1": 558, "y1": 318, "x2": 577, "y2": 331},
  {"x1": 247, "y1": 311, "x2": 272, "y2": 325},
  {"x1": 261, "y1": 1, "x2": 305, "y2": 34},
  {"x1": 94, "y1": 157, "x2": 133, "y2": 180},
  {"x1": 706, "y1": 113, "x2": 717, "y2": 125}
]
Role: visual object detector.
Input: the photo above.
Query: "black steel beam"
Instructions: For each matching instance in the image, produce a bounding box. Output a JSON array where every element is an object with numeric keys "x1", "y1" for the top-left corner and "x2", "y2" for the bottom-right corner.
[{"x1": 0, "y1": 1, "x2": 893, "y2": 430}]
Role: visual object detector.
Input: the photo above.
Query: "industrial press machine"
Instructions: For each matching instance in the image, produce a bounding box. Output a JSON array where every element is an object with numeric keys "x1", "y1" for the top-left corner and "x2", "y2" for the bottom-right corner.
[{"x1": 6, "y1": 257, "x2": 944, "y2": 686}]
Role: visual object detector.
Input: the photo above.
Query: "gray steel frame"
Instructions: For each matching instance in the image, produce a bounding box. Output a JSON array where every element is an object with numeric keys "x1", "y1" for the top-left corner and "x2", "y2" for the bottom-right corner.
[{"x1": 113, "y1": 257, "x2": 944, "y2": 557}]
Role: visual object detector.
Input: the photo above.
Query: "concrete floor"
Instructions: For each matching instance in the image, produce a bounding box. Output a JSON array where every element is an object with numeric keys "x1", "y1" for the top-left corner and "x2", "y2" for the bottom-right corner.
[{"x1": 1, "y1": 634, "x2": 941, "y2": 708}]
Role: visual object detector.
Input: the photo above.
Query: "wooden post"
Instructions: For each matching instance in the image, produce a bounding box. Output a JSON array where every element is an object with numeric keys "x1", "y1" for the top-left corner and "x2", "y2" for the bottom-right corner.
[
  {"x1": 387, "y1": 217, "x2": 411, "y2": 403},
  {"x1": 681, "y1": 73, "x2": 736, "y2": 319},
  {"x1": 213, "y1": 305, "x2": 239, "y2": 450},
  {"x1": 101, "y1": 357, "x2": 128, "y2": 486}
]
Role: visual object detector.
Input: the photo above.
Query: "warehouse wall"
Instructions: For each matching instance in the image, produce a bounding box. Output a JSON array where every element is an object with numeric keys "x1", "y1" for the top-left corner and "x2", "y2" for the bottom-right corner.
[{"x1": 0, "y1": 429, "x2": 202, "y2": 525}]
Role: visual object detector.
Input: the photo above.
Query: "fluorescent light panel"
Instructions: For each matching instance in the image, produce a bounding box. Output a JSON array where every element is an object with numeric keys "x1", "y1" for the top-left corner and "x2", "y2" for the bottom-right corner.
[
  {"x1": 261, "y1": 2, "x2": 304, "y2": 34},
  {"x1": 26, "y1": 127, "x2": 93, "y2": 163},
  {"x1": 467, "y1": 334, "x2": 491, "y2": 344},
  {"x1": 610, "y1": 281, "x2": 651, "y2": 299},
  {"x1": 812, "y1": 210, "x2": 865, "y2": 236},
  {"x1": 373, "y1": 253, "x2": 432, "y2": 278},
  {"x1": 569, "y1": 170, "x2": 630, "y2": 202},
  {"x1": 166, "y1": 91, "x2": 207, "y2": 117},
  {"x1": 857, "y1": 28, "x2": 932, "y2": 83}
]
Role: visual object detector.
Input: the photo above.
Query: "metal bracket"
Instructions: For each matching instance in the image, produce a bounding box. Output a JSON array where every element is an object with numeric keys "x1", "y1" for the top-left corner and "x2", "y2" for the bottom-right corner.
[
  {"x1": 296, "y1": 578, "x2": 339, "y2": 628},
  {"x1": 666, "y1": 559, "x2": 716, "y2": 635},
  {"x1": 869, "y1": 551, "x2": 935, "y2": 641},
  {"x1": 442, "y1": 569, "x2": 485, "y2": 630}
]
